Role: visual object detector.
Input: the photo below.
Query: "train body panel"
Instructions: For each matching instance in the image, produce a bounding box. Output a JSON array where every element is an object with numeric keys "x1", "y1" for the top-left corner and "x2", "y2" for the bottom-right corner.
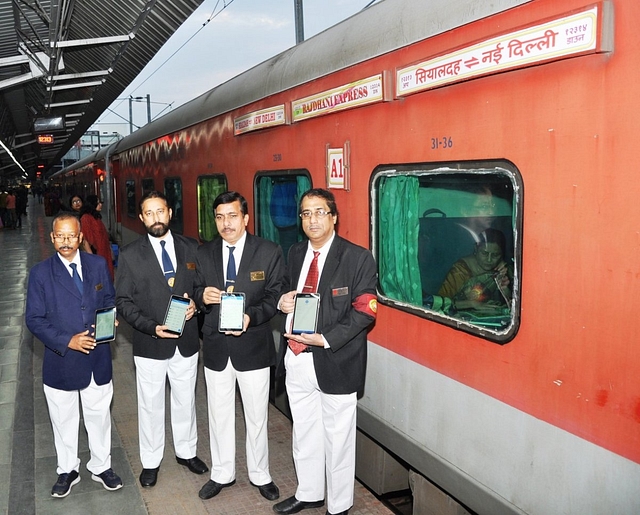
[{"x1": 58, "y1": 0, "x2": 640, "y2": 512}]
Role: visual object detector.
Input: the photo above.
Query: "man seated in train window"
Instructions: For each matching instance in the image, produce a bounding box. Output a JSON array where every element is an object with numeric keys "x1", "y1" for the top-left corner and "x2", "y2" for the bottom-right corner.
[{"x1": 437, "y1": 228, "x2": 512, "y2": 313}]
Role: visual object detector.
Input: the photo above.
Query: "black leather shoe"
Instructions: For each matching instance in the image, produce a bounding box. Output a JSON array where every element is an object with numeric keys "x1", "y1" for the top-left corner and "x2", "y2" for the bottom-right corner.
[
  {"x1": 251, "y1": 480, "x2": 280, "y2": 500},
  {"x1": 326, "y1": 511, "x2": 349, "y2": 515},
  {"x1": 273, "y1": 496, "x2": 324, "y2": 514},
  {"x1": 176, "y1": 456, "x2": 209, "y2": 475},
  {"x1": 198, "y1": 479, "x2": 236, "y2": 499},
  {"x1": 139, "y1": 467, "x2": 159, "y2": 487}
]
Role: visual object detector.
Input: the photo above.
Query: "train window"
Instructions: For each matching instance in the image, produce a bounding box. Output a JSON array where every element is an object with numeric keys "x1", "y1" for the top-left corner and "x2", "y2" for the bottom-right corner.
[
  {"x1": 254, "y1": 172, "x2": 312, "y2": 260},
  {"x1": 372, "y1": 161, "x2": 523, "y2": 343},
  {"x1": 141, "y1": 178, "x2": 154, "y2": 197},
  {"x1": 164, "y1": 178, "x2": 183, "y2": 235},
  {"x1": 197, "y1": 175, "x2": 228, "y2": 242},
  {"x1": 125, "y1": 180, "x2": 136, "y2": 218}
]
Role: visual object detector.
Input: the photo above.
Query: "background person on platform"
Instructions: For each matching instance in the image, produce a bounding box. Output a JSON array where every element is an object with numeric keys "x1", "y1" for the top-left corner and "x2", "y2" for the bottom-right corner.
[
  {"x1": 80, "y1": 194, "x2": 115, "y2": 280},
  {"x1": 194, "y1": 191, "x2": 284, "y2": 502},
  {"x1": 26, "y1": 213, "x2": 123, "y2": 498},
  {"x1": 273, "y1": 188, "x2": 378, "y2": 515},
  {"x1": 115, "y1": 191, "x2": 208, "y2": 488}
]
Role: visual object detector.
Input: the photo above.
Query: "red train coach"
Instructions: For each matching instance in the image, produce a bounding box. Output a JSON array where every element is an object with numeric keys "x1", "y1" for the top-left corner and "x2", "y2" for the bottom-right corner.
[{"x1": 59, "y1": 0, "x2": 640, "y2": 513}]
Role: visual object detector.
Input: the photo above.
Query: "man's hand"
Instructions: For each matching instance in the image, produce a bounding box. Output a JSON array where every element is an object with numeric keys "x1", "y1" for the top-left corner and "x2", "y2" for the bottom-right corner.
[
  {"x1": 202, "y1": 286, "x2": 223, "y2": 306},
  {"x1": 155, "y1": 325, "x2": 180, "y2": 339},
  {"x1": 182, "y1": 293, "x2": 197, "y2": 320},
  {"x1": 283, "y1": 332, "x2": 324, "y2": 347},
  {"x1": 68, "y1": 330, "x2": 96, "y2": 354},
  {"x1": 279, "y1": 290, "x2": 297, "y2": 314}
]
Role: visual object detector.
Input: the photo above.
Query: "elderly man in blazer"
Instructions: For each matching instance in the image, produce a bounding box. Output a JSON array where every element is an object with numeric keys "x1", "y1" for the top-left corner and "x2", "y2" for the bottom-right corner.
[
  {"x1": 273, "y1": 188, "x2": 378, "y2": 515},
  {"x1": 26, "y1": 212, "x2": 123, "y2": 498},
  {"x1": 116, "y1": 191, "x2": 208, "y2": 488},
  {"x1": 194, "y1": 191, "x2": 284, "y2": 502}
]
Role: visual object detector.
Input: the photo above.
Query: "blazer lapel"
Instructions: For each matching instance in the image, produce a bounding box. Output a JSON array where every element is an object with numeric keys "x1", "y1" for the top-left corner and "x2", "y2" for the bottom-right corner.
[
  {"x1": 236, "y1": 234, "x2": 255, "y2": 286},
  {"x1": 142, "y1": 237, "x2": 166, "y2": 284},
  {"x1": 53, "y1": 254, "x2": 82, "y2": 298},
  {"x1": 290, "y1": 243, "x2": 307, "y2": 290},
  {"x1": 317, "y1": 237, "x2": 341, "y2": 295},
  {"x1": 213, "y1": 238, "x2": 225, "y2": 287}
]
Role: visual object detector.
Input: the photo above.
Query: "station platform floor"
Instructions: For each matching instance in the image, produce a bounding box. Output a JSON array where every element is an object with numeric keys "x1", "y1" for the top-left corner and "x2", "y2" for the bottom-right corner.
[{"x1": 0, "y1": 201, "x2": 396, "y2": 515}]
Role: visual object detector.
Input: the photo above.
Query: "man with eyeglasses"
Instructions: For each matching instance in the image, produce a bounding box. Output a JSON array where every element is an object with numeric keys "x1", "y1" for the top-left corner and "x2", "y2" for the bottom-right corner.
[
  {"x1": 26, "y1": 213, "x2": 123, "y2": 498},
  {"x1": 273, "y1": 188, "x2": 378, "y2": 515},
  {"x1": 193, "y1": 191, "x2": 284, "y2": 502}
]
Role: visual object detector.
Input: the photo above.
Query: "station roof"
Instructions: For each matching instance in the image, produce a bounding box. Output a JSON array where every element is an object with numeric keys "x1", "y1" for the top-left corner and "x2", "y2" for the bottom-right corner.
[{"x1": 0, "y1": 0, "x2": 205, "y2": 182}]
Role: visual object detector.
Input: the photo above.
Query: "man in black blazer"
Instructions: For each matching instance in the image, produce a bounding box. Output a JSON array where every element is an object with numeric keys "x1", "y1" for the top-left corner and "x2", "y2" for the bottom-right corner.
[
  {"x1": 116, "y1": 191, "x2": 208, "y2": 488},
  {"x1": 26, "y1": 213, "x2": 123, "y2": 497},
  {"x1": 194, "y1": 191, "x2": 284, "y2": 502},
  {"x1": 273, "y1": 189, "x2": 377, "y2": 515}
]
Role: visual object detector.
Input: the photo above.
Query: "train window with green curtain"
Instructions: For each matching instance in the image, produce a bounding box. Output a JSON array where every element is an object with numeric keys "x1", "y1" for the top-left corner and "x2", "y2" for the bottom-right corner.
[
  {"x1": 254, "y1": 171, "x2": 312, "y2": 260},
  {"x1": 372, "y1": 161, "x2": 523, "y2": 344},
  {"x1": 141, "y1": 178, "x2": 154, "y2": 197},
  {"x1": 164, "y1": 177, "x2": 183, "y2": 234},
  {"x1": 197, "y1": 175, "x2": 228, "y2": 242},
  {"x1": 125, "y1": 180, "x2": 136, "y2": 218}
]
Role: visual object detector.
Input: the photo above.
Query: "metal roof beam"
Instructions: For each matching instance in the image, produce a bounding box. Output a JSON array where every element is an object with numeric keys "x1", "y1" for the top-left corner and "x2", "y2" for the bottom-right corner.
[
  {"x1": 48, "y1": 79, "x2": 105, "y2": 91},
  {"x1": 52, "y1": 34, "x2": 133, "y2": 48},
  {"x1": 0, "y1": 55, "x2": 31, "y2": 67},
  {"x1": 52, "y1": 69, "x2": 111, "y2": 80},
  {"x1": 45, "y1": 99, "x2": 91, "y2": 108}
]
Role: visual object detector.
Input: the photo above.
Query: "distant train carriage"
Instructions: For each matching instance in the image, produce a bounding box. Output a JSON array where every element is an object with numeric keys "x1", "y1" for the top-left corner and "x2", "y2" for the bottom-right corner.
[{"x1": 56, "y1": 0, "x2": 640, "y2": 513}]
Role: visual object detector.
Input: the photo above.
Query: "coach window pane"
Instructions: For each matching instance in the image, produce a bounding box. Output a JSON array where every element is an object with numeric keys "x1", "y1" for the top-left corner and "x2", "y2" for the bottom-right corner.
[
  {"x1": 125, "y1": 180, "x2": 136, "y2": 218},
  {"x1": 255, "y1": 173, "x2": 311, "y2": 260},
  {"x1": 197, "y1": 175, "x2": 227, "y2": 242},
  {"x1": 141, "y1": 178, "x2": 154, "y2": 197},
  {"x1": 164, "y1": 178, "x2": 183, "y2": 234},
  {"x1": 374, "y1": 166, "x2": 521, "y2": 342}
]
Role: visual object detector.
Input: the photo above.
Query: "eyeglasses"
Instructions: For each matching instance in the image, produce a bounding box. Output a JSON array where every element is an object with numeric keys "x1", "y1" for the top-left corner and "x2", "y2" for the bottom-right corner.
[
  {"x1": 299, "y1": 209, "x2": 332, "y2": 219},
  {"x1": 53, "y1": 234, "x2": 79, "y2": 242},
  {"x1": 215, "y1": 213, "x2": 240, "y2": 222},
  {"x1": 72, "y1": 199, "x2": 82, "y2": 204}
]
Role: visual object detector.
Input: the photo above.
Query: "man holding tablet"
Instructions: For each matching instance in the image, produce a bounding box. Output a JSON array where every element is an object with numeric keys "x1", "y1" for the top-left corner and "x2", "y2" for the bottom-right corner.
[
  {"x1": 116, "y1": 191, "x2": 208, "y2": 488},
  {"x1": 194, "y1": 191, "x2": 284, "y2": 502},
  {"x1": 26, "y1": 213, "x2": 123, "y2": 497},
  {"x1": 274, "y1": 188, "x2": 378, "y2": 515}
]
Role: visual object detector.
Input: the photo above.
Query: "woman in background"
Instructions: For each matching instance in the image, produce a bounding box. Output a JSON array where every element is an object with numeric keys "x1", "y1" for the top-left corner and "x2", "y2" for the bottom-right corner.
[
  {"x1": 438, "y1": 228, "x2": 512, "y2": 312},
  {"x1": 80, "y1": 195, "x2": 114, "y2": 280}
]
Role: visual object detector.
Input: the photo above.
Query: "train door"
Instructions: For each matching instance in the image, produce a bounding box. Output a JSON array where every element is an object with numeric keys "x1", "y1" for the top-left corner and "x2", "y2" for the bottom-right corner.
[{"x1": 254, "y1": 171, "x2": 311, "y2": 260}]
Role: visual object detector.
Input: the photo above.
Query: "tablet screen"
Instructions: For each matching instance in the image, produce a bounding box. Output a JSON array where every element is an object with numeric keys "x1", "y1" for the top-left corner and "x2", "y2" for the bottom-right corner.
[
  {"x1": 291, "y1": 293, "x2": 320, "y2": 334},
  {"x1": 163, "y1": 295, "x2": 190, "y2": 335},
  {"x1": 219, "y1": 292, "x2": 245, "y2": 332},
  {"x1": 95, "y1": 307, "x2": 116, "y2": 343}
]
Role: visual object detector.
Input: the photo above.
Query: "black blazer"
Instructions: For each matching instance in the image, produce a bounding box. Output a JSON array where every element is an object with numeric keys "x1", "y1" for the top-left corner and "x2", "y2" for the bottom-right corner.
[
  {"x1": 194, "y1": 233, "x2": 285, "y2": 372},
  {"x1": 116, "y1": 232, "x2": 200, "y2": 359},
  {"x1": 276, "y1": 235, "x2": 378, "y2": 395}
]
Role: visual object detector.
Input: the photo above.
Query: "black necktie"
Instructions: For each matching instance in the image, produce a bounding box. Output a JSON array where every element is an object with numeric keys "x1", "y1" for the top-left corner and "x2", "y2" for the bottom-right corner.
[
  {"x1": 160, "y1": 240, "x2": 175, "y2": 289},
  {"x1": 226, "y1": 246, "x2": 236, "y2": 291},
  {"x1": 69, "y1": 263, "x2": 83, "y2": 294}
]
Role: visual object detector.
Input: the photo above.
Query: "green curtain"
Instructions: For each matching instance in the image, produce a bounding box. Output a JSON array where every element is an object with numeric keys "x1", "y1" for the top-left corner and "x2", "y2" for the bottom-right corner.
[
  {"x1": 198, "y1": 177, "x2": 226, "y2": 242},
  {"x1": 378, "y1": 175, "x2": 422, "y2": 305},
  {"x1": 296, "y1": 175, "x2": 311, "y2": 242},
  {"x1": 258, "y1": 178, "x2": 278, "y2": 243}
]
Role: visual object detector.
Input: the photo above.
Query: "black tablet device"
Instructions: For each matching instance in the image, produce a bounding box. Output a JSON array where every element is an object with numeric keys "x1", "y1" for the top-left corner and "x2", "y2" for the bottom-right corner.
[
  {"x1": 219, "y1": 292, "x2": 245, "y2": 332},
  {"x1": 291, "y1": 293, "x2": 320, "y2": 334},
  {"x1": 95, "y1": 306, "x2": 117, "y2": 343},
  {"x1": 163, "y1": 295, "x2": 190, "y2": 335}
]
